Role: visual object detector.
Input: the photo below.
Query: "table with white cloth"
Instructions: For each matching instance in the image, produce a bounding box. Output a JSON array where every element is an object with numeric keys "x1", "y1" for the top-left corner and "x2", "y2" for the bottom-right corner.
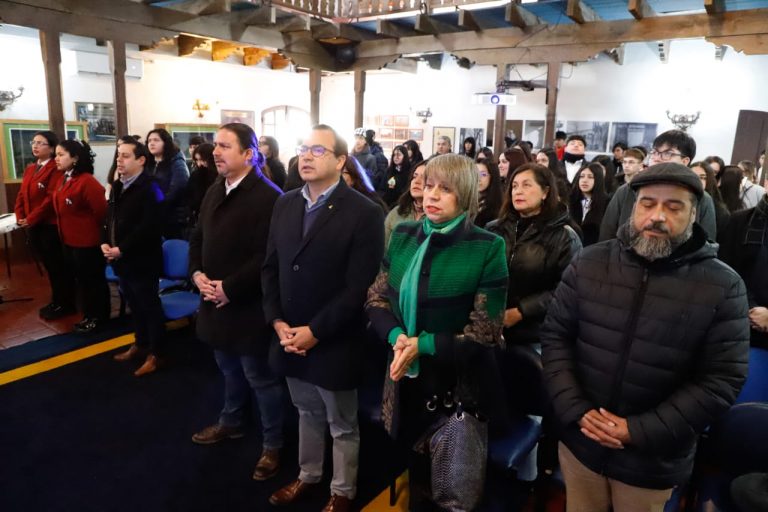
[{"x1": 0, "y1": 213, "x2": 19, "y2": 277}]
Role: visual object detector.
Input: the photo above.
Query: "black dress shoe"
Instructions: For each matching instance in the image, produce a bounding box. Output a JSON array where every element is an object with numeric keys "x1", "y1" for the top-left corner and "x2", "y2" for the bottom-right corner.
[
  {"x1": 73, "y1": 318, "x2": 100, "y2": 334},
  {"x1": 40, "y1": 303, "x2": 77, "y2": 321}
]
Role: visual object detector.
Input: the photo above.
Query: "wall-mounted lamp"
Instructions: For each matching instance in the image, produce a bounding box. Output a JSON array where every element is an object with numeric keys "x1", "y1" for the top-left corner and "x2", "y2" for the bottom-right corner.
[
  {"x1": 192, "y1": 99, "x2": 210, "y2": 118},
  {"x1": 666, "y1": 110, "x2": 700, "y2": 132},
  {"x1": 0, "y1": 86, "x2": 24, "y2": 111},
  {"x1": 415, "y1": 107, "x2": 432, "y2": 124}
]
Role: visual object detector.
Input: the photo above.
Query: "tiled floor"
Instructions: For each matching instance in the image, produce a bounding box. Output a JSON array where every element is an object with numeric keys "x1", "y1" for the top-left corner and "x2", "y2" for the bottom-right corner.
[{"x1": 0, "y1": 259, "x2": 121, "y2": 350}]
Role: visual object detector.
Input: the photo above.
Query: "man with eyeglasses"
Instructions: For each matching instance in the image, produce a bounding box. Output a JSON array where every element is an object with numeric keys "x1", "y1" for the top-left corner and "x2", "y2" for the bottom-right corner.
[
  {"x1": 262, "y1": 124, "x2": 384, "y2": 512},
  {"x1": 599, "y1": 130, "x2": 717, "y2": 242}
]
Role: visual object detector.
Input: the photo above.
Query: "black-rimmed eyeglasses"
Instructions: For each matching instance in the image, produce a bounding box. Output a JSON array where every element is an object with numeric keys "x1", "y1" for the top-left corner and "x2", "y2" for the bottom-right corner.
[{"x1": 296, "y1": 145, "x2": 335, "y2": 157}]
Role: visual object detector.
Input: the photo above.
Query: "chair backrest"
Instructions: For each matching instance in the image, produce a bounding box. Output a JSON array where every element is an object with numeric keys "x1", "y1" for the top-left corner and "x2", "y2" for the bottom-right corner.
[
  {"x1": 707, "y1": 402, "x2": 768, "y2": 475},
  {"x1": 497, "y1": 344, "x2": 548, "y2": 417},
  {"x1": 162, "y1": 239, "x2": 190, "y2": 280},
  {"x1": 735, "y1": 347, "x2": 768, "y2": 404}
]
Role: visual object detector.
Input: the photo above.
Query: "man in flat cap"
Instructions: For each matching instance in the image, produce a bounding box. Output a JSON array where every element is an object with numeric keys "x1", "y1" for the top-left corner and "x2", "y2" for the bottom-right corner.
[{"x1": 541, "y1": 163, "x2": 750, "y2": 511}]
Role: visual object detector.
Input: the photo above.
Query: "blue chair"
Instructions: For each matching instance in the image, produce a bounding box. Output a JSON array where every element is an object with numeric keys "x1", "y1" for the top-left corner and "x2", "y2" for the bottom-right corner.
[
  {"x1": 735, "y1": 347, "x2": 768, "y2": 404},
  {"x1": 158, "y1": 239, "x2": 199, "y2": 320},
  {"x1": 104, "y1": 263, "x2": 126, "y2": 317}
]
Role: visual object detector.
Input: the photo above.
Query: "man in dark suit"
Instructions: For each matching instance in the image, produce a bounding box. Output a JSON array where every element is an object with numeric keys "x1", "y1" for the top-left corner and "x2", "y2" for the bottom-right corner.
[
  {"x1": 188, "y1": 123, "x2": 285, "y2": 482},
  {"x1": 104, "y1": 139, "x2": 166, "y2": 376},
  {"x1": 262, "y1": 124, "x2": 384, "y2": 512}
]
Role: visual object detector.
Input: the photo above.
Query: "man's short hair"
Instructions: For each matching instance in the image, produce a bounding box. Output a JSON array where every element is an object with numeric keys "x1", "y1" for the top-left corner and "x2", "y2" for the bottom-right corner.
[
  {"x1": 613, "y1": 141, "x2": 628, "y2": 151},
  {"x1": 632, "y1": 145, "x2": 648, "y2": 158},
  {"x1": 653, "y1": 130, "x2": 696, "y2": 161},
  {"x1": 555, "y1": 131, "x2": 567, "y2": 140},
  {"x1": 118, "y1": 138, "x2": 151, "y2": 163},
  {"x1": 424, "y1": 154, "x2": 478, "y2": 220},
  {"x1": 314, "y1": 124, "x2": 348, "y2": 157},
  {"x1": 438, "y1": 135, "x2": 452, "y2": 146},
  {"x1": 623, "y1": 148, "x2": 645, "y2": 162},
  {"x1": 566, "y1": 134, "x2": 586, "y2": 146}
]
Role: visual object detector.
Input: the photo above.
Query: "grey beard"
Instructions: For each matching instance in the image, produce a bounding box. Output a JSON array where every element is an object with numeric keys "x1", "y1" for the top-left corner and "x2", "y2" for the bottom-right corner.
[{"x1": 628, "y1": 219, "x2": 694, "y2": 261}]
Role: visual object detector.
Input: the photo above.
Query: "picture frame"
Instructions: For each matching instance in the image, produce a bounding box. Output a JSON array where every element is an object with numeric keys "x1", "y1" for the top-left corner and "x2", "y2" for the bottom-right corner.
[
  {"x1": 221, "y1": 109, "x2": 255, "y2": 127},
  {"x1": 432, "y1": 126, "x2": 456, "y2": 155},
  {"x1": 522, "y1": 120, "x2": 546, "y2": 150},
  {"x1": 459, "y1": 128, "x2": 485, "y2": 152},
  {"x1": 382, "y1": 116, "x2": 394, "y2": 127},
  {"x1": 609, "y1": 122, "x2": 658, "y2": 151},
  {"x1": 380, "y1": 140, "x2": 394, "y2": 152},
  {"x1": 394, "y1": 128, "x2": 408, "y2": 141},
  {"x1": 408, "y1": 129, "x2": 423, "y2": 142},
  {"x1": 379, "y1": 127, "x2": 394, "y2": 139},
  {"x1": 155, "y1": 123, "x2": 218, "y2": 159},
  {"x1": 565, "y1": 121, "x2": 610, "y2": 153},
  {"x1": 395, "y1": 115, "x2": 409, "y2": 127},
  {"x1": 0, "y1": 119, "x2": 87, "y2": 182},
  {"x1": 74, "y1": 102, "x2": 117, "y2": 144}
]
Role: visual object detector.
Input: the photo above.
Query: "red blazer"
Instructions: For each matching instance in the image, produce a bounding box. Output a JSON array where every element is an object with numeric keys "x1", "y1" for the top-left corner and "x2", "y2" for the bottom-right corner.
[
  {"x1": 52, "y1": 172, "x2": 107, "y2": 248},
  {"x1": 13, "y1": 160, "x2": 63, "y2": 226}
]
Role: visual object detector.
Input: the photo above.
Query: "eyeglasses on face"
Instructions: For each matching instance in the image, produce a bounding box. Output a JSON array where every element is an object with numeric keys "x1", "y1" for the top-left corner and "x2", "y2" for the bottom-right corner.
[
  {"x1": 30, "y1": 141, "x2": 49, "y2": 147},
  {"x1": 477, "y1": 172, "x2": 489, "y2": 178},
  {"x1": 296, "y1": 145, "x2": 335, "y2": 157},
  {"x1": 650, "y1": 149, "x2": 683, "y2": 161}
]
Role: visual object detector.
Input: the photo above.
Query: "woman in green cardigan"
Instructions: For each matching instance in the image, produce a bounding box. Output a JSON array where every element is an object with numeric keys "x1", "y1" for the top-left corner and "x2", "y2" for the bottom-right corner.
[{"x1": 366, "y1": 153, "x2": 508, "y2": 511}]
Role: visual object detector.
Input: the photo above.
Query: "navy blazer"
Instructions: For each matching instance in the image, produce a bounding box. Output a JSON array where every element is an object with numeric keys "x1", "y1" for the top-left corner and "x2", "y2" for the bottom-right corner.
[{"x1": 262, "y1": 178, "x2": 385, "y2": 390}]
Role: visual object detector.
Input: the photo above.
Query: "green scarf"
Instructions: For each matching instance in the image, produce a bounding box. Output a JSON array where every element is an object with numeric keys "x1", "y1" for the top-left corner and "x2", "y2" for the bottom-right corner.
[{"x1": 396, "y1": 213, "x2": 467, "y2": 377}]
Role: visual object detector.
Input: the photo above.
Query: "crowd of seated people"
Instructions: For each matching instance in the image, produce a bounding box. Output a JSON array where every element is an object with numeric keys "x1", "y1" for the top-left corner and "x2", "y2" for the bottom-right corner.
[{"x1": 10, "y1": 121, "x2": 768, "y2": 512}]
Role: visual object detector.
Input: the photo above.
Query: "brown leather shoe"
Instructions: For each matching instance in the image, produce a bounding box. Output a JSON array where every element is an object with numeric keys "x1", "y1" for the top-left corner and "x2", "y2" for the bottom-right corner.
[
  {"x1": 252, "y1": 448, "x2": 280, "y2": 481},
  {"x1": 113, "y1": 344, "x2": 145, "y2": 362},
  {"x1": 191, "y1": 423, "x2": 245, "y2": 445},
  {"x1": 268, "y1": 479, "x2": 316, "y2": 506},
  {"x1": 322, "y1": 494, "x2": 353, "y2": 512},
  {"x1": 133, "y1": 354, "x2": 163, "y2": 377}
]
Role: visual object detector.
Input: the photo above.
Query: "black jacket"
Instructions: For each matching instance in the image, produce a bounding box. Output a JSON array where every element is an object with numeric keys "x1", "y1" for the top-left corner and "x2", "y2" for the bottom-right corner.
[
  {"x1": 189, "y1": 170, "x2": 282, "y2": 354},
  {"x1": 105, "y1": 172, "x2": 164, "y2": 279},
  {"x1": 541, "y1": 224, "x2": 750, "y2": 489},
  {"x1": 187, "y1": 165, "x2": 217, "y2": 220},
  {"x1": 262, "y1": 179, "x2": 384, "y2": 390},
  {"x1": 266, "y1": 157, "x2": 287, "y2": 190},
  {"x1": 486, "y1": 204, "x2": 582, "y2": 345}
]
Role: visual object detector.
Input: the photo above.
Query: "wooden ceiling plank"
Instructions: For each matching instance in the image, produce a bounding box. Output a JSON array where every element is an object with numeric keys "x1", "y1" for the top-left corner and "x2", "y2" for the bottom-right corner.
[
  {"x1": 567, "y1": 0, "x2": 600, "y2": 24},
  {"x1": 312, "y1": 21, "x2": 379, "y2": 41},
  {"x1": 458, "y1": 10, "x2": 481, "y2": 31},
  {"x1": 708, "y1": 34, "x2": 768, "y2": 55},
  {"x1": 628, "y1": 0, "x2": 656, "y2": 20},
  {"x1": 177, "y1": 34, "x2": 207, "y2": 56},
  {"x1": 505, "y1": 1, "x2": 543, "y2": 28},
  {"x1": 376, "y1": 19, "x2": 419, "y2": 38},
  {"x1": 705, "y1": 0, "x2": 726, "y2": 15},
  {"x1": 243, "y1": 6, "x2": 277, "y2": 26},
  {"x1": 211, "y1": 40, "x2": 240, "y2": 61},
  {"x1": 414, "y1": 14, "x2": 462, "y2": 35},
  {"x1": 451, "y1": 43, "x2": 613, "y2": 65}
]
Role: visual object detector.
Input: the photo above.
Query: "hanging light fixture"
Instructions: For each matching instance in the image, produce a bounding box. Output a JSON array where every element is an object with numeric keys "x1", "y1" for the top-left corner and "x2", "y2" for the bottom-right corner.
[{"x1": 0, "y1": 86, "x2": 23, "y2": 111}]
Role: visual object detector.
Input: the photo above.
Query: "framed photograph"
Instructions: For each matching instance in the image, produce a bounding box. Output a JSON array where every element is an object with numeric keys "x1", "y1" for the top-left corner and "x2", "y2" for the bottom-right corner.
[
  {"x1": 432, "y1": 126, "x2": 456, "y2": 155},
  {"x1": 155, "y1": 123, "x2": 218, "y2": 159},
  {"x1": 565, "y1": 121, "x2": 610, "y2": 152},
  {"x1": 382, "y1": 116, "x2": 394, "y2": 127},
  {"x1": 380, "y1": 140, "x2": 394, "y2": 152},
  {"x1": 379, "y1": 127, "x2": 394, "y2": 139},
  {"x1": 395, "y1": 115, "x2": 409, "y2": 127},
  {"x1": 221, "y1": 109, "x2": 255, "y2": 127},
  {"x1": 1, "y1": 120, "x2": 87, "y2": 182},
  {"x1": 394, "y1": 128, "x2": 408, "y2": 141},
  {"x1": 609, "y1": 122, "x2": 658, "y2": 151},
  {"x1": 75, "y1": 102, "x2": 117, "y2": 143},
  {"x1": 523, "y1": 120, "x2": 546, "y2": 150},
  {"x1": 485, "y1": 120, "x2": 523, "y2": 148},
  {"x1": 408, "y1": 129, "x2": 423, "y2": 142},
  {"x1": 459, "y1": 128, "x2": 485, "y2": 152}
]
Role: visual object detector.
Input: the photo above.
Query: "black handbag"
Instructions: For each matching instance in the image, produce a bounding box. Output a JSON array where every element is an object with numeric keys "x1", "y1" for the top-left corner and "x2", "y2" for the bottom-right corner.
[{"x1": 429, "y1": 404, "x2": 488, "y2": 512}]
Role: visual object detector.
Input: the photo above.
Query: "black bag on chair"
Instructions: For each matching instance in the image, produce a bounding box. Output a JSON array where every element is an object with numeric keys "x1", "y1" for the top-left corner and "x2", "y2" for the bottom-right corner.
[{"x1": 429, "y1": 404, "x2": 488, "y2": 512}]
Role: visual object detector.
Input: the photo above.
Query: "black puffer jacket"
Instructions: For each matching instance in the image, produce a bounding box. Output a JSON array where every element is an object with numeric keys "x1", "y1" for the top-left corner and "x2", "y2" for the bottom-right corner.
[
  {"x1": 487, "y1": 204, "x2": 582, "y2": 345},
  {"x1": 541, "y1": 223, "x2": 750, "y2": 489}
]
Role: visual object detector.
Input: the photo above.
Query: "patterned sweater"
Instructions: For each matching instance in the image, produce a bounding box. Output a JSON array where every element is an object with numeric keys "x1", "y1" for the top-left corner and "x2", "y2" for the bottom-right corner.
[{"x1": 366, "y1": 218, "x2": 508, "y2": 430}]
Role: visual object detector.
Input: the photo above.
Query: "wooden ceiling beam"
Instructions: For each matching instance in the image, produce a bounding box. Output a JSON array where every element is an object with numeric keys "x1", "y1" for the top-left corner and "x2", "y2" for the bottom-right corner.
[
  {"x1": 312, "y1": 22, "x2": 379, "y2": 42},
  {"x1": 414, "y1": 14, "x2": 462, "y2": 34},
  {"x1": 451, "y1": 43, "x2": 613, "y2": 66},
  {"x1": 243, "y1": 6, "x2": 277, "y2": 26},
  {"x1": 505, "y1": 1, "x2": 544, "y2": 28},
  {"x1": 567, "y1": 0, "x2": 600, "y2": 24},
  {"x1": 705, "y1": 0, "x2": 726, "y2": 15},
  {"x1": 277, "y1": 15, "x2": 312, "y2": 33},
  {"x1": 457, "y1": 10, "x2": 481, "y2": 31},
  {"x1": 376, "y1": 19, "x2": 419, "y2": 38},
  {"x1": 177, "y1": 34, "x2": 207, "y2": 56},
  {"x1": 708, "y1": 34, "x2": 768, "y2": 55},
  {"x1": 628, "y1": 0, "x2": 656, "y2": 20},
  {"x1": 211, "y1": 40, "x2": 240, "y2": 61}
]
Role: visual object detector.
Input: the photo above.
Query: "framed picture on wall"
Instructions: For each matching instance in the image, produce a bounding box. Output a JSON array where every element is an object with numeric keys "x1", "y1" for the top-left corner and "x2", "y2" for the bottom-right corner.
[
  {"x1": 523, "y1": 120, "x2": 546, "y2": 149},
  {"x1": 0, "y1": 120, "x2": 87, "y2": 182},
  {"x1": 609, "y1": 122, "x2": 658, "y2": 151},
  {"x1": 408, "y1": 129, "x2": 423, "y2": 141},
  {"x1": 486, "y1": 119, "x2": 524, "y2": 148},
  {"x1": 395, "y1": 115, "x2": 409, "y2": 127},
  {"x1": 74, "y1": 102, "x2": 117, "y2": 144},
  {"x1": 394, "y1": 128, "x2": 408, "y2": 141},
  {"x1": 459, "y1": 128, "x2": 485, "y2": 152},
  {"x1": 382, "y1": 116, "x2": 394, "y2": 127},
  {"x1": 432, "y1": 126, "x2": 456, "y2": 155},
  {"x1": 380, "y1": 141, "x2": 394, "y2": 152},
  {"x1": 155, "y1": 123, "x2": 218, "y2": 159},
  {"x1": 379, "y1": 127, "x2": 394, "y2": 139},
  {"x1": 565, "y1": 121, "x2": 610, "y2": 152},
  {"x1": 221, "y1": 109, "x2": 255, "y2": 127}
]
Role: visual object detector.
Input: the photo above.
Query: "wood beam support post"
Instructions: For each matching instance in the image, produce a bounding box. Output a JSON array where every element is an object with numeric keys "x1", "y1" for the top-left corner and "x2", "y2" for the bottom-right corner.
[
  {"x1": 493, "y1": 64, "x2": 508, "y2": 158},
  {"x1": 109, "y1": 39, "x2": 129, "y2": 138},
  {"x1": 309, "y1": 68, "x2": 321, "y2": 126},
  {"x1": 354, "y1": 70, "x2": 366, "y2": 130},
  {"x1": 39, "y1": 30, "x2": 66, "y2": 141},
  {"x1": 544, "y1": 61, "x2": 561, "y2": 147}
]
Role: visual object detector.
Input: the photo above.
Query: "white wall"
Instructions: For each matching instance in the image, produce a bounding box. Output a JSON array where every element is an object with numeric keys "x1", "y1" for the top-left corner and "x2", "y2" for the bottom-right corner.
[{"x1": 321, "y1": 39, "x2": 768, "y2": 162}]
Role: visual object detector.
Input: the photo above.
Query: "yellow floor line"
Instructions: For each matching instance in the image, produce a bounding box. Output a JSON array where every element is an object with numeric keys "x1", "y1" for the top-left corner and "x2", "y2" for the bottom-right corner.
[
  {"x1": 0, "y1": 333, "x2": 135, "y2": 386},
  {"x1": 362, "y1": 471, "x2": 409, "y2": 511},
  {"x1": 0, "y1": 318, "x2": 189, "y2": 387}
]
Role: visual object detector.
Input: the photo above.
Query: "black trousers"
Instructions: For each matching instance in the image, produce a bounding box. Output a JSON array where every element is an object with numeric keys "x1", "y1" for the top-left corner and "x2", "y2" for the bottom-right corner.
[
  {"x1": 27, "y1": 224, "x2": 75, "y2": 308},
  {"x1": 118, "y1": 273, "x2": 165, "y2": 355},
  {"x1": 64, "y1": 245, "x2": 111, "y2": 321}
]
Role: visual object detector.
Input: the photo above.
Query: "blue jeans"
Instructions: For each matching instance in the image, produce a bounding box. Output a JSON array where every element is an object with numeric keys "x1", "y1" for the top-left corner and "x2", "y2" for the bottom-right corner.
[{"x1": 213, "y1": 350, "x2": 284, "y2": 450}]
